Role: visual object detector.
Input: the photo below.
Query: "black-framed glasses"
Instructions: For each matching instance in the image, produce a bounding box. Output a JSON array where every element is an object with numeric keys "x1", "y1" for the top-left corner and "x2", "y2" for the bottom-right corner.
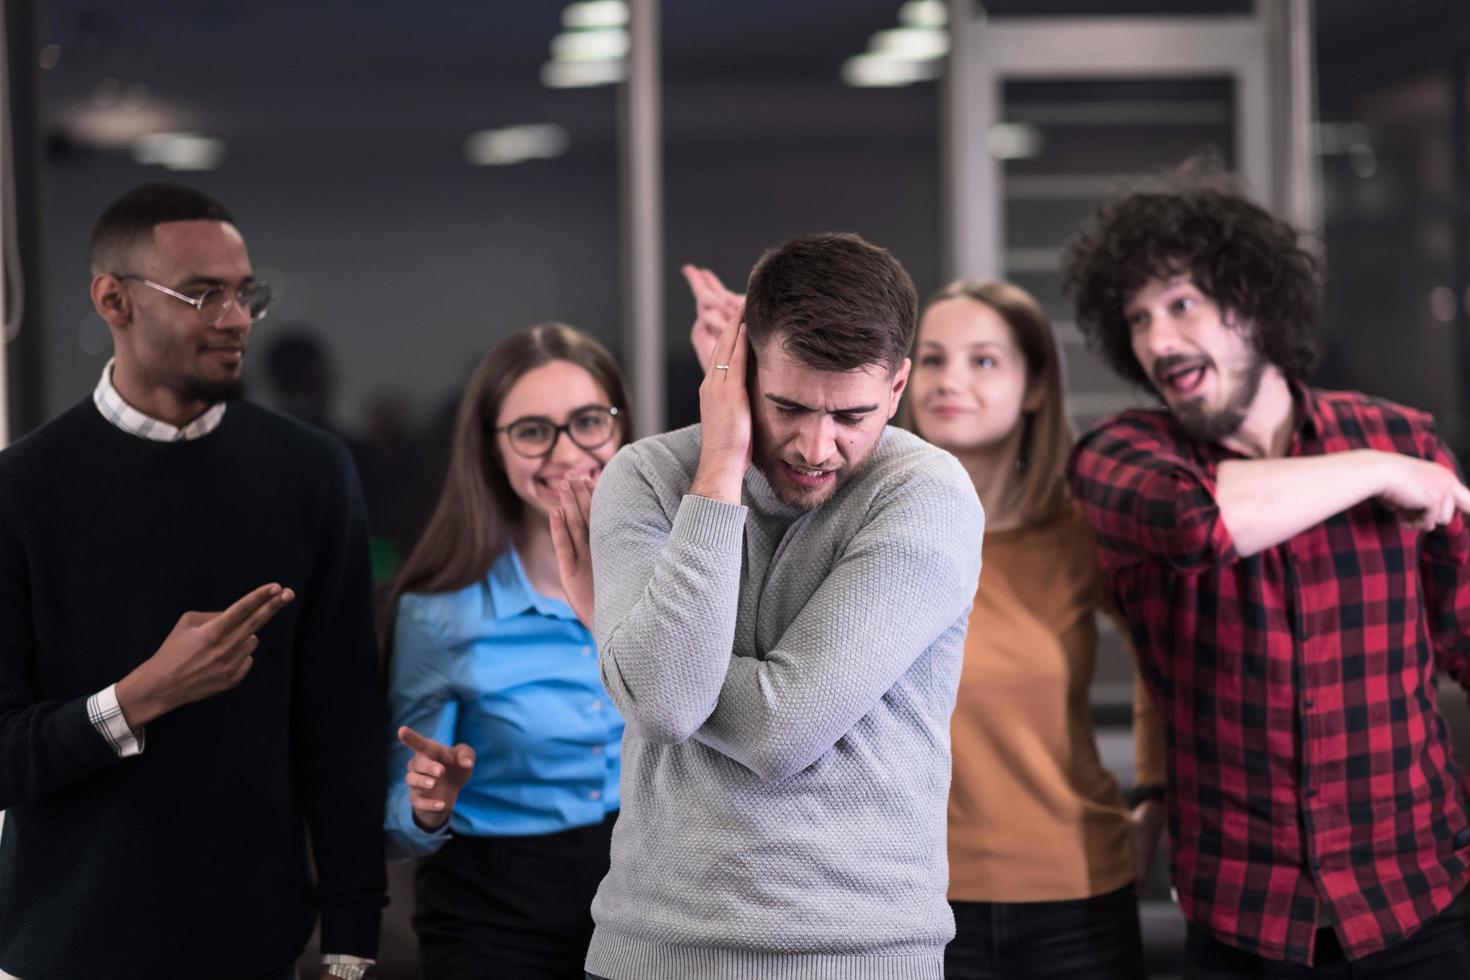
[
  {"x1": 495, "y1": 406, "x2": 621, "y2": 459},
  {"x1": 117, "y1": 274, "x2": 272, "y2": 326}
]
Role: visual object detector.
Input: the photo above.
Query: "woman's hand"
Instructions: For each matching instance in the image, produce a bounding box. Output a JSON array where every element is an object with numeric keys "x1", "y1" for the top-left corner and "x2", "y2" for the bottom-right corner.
[
  {"x1": 1130, "y1": 798, "x2": 1167, "y2": 894},
  {"x1": 551, "y1": 476, "x2": 597, "y2": 631},
  {"x1": 397, "y1": 725, "x2": 476, "y2": 832}
]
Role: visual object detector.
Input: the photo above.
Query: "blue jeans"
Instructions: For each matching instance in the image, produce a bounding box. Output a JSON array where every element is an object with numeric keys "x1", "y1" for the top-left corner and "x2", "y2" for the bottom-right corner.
[{"x1": 945, "y1": 883, "x2": 1147, "y2": 979}]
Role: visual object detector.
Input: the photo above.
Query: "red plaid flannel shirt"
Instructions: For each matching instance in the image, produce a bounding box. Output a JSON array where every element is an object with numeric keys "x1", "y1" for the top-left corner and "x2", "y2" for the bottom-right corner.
[{"x1": 1068, "y1": 385, "x2": 1470, "y2": 964}]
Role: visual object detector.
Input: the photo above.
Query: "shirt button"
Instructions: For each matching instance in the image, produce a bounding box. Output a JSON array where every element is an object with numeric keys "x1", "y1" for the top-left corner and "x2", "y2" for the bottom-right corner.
[
  {"x1": 581, "y1": 645, "x2": 593, "y2": 657},
  {"x1": 589, "y1": 789, "x2": 601, "y2": 801},
  {"x1": 1312, "y1": 857, "x2": 1323, "y2": 870},
  {"x1": 592, "y1": 744, "x2": 603, "y2": 755},
  {"x1": 1304, "y1": 697, "x2": 1315, "y2": 709},
  {"x1": 1306, "y1": 787, "x2": 1318, "y2": 799},
  {"x1": 590, "y1": 700, "x2": 603, "y2": 713}
]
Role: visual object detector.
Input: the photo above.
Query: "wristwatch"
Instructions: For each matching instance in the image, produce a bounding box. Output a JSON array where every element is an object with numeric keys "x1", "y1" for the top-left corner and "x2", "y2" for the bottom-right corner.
[{"x1": 323, "y1": 964, "x2": 380, "y2": 980}]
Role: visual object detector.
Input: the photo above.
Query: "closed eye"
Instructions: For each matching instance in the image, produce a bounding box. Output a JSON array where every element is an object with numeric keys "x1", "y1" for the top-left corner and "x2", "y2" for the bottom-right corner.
[{"x1": 834, "y1": 413, "x2": 865, "y2": 427}]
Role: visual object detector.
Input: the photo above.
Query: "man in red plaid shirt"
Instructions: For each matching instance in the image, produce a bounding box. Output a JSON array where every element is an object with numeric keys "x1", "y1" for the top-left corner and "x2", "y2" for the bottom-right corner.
[{"x1": 1064, "y1": 177, "x2": 1470, "y2": 977}]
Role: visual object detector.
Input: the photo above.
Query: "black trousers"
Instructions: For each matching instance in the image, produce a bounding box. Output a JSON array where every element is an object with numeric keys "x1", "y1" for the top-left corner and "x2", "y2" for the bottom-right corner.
[
  {"x1": 1184, "y1": 888, "x2": 1470, "y2": 978},
  {"x1": 414, "y1": 812, "x2": 616, "y2": 980},
  {"x1": 945, "y1": 883, "x2": 1148, "y2": 979}
]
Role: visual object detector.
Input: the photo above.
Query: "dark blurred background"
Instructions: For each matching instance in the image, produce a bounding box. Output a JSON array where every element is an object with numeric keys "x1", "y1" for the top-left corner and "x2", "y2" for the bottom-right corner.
[{"x1": 0, "y1": 1, "x2": 1467, "y2": 976}]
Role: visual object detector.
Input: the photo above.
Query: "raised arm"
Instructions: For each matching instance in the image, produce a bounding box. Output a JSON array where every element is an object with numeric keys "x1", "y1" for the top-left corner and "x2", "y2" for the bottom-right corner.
[
  {"x1": 590, "y1": 449, "x2": 746, "y2": 744},
  {"x1": 592, "y1": 316, "x2": 753, "y2": 743},
  {"x1": 1216, "y1": 449, "x2": 1470, "y2": 556},
  {"x1": 1069, "y1": 415, "x2": 1470, "y2": 570},
  {"x1": 689, "y1": 466, "x2": 983, "y2": 780}
]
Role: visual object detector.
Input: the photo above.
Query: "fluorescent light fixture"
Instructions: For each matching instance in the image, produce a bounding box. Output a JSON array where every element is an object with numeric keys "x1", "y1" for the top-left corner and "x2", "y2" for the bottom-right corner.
[
  {"x1": 841, "y1": 53, "x2": 941, "y2": 88},
  {"x1": 562, "y1": 0, "x2": 628, "y2": 29},
  {"x1": 132, "y1": 132, "x2": 226, "y2": 171},
  {"x1": 541, "y1": 58, "x2": 626, "y2": 88},
  {"x1": 551, "y1": 28, "x2": 630, "y2": 62},
  {"x1": 898, "y1": 0, "x2": 948, "y2": 29},
  {"x1": 986, "y1": 122, "x2": 1043, "y2": 160},
  {"x1": 464, "y1": 124, "x2": 571, "y2": 166},
  {"x1": 871, "y1": 27, "x2": 949, "y2": 61}
]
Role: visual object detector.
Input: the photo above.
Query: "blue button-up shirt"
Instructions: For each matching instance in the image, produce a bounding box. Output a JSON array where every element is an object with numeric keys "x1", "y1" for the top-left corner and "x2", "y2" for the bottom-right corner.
[{"x1": 385, "y1": 546, "x2": 622, "y2": 859}]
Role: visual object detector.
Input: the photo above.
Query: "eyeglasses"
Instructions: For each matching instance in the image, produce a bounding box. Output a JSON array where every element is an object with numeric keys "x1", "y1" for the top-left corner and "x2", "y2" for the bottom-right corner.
[
  {"x1": 495, "y1": 406, "x2": 621, "y2": 459},
  {"x1": 117, "y1": 275, "x2": 272, "y2": 326}
]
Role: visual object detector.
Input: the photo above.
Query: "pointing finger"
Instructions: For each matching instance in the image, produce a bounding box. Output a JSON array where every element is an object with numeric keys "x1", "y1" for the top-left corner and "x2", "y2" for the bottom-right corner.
[
  {"x1": 1453, "y1": 481, "x2": 1470, "y2": 516},
  {"x1": 398, "y1": 725, "x2": 453, "y2": 765}
]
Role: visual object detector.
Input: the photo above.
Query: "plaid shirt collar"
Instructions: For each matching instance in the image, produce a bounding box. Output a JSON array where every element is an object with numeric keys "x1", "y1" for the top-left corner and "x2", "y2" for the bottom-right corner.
[{"x1": 92, "y1": 358, "x2": 226, "y2": 442}]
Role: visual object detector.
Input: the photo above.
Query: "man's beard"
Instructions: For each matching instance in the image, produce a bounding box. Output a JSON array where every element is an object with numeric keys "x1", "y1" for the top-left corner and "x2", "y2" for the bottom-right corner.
[
  {"x1": 1171, "y1": 351, "x2": 1266, "y2": 444},
  {"x1": 754, "y1": 433, "x2": 880, "y2": 513},
  {"x1": 178, "y1": 375, "x2": 246, "y2": 406}
]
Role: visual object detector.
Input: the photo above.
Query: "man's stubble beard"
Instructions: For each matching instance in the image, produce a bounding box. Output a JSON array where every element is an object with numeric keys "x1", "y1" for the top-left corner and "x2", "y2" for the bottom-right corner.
[
  {"x1": 178, "y1": 374, "x2": 247, "y2": 406},
  {"x1": 1172, "y1": 349, "x2": 1267, "y2": 445},
  {"x1": 753, "y1": 427, "x2": 885, "y2": 513}
]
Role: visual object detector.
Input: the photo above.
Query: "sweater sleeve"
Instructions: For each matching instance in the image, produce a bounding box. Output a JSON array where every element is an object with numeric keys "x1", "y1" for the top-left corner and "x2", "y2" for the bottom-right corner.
[
  {"x1": 290, "y1": 441, "x2": 387, "y2": 958},
  {"x1": 590, "y1": 447, "x2": 747, "y2": 745},
  {"x1": 0, "y1": 500, "x2": 127, "y2": 809},
  {"x1": 690, "y1": 466, "x2": 983, "y2": 780}
]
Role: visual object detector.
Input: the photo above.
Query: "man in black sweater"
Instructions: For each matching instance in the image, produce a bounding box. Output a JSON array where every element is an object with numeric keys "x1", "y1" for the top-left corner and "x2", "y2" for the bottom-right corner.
[{"x1": 0, "y1": 185, "x2": 386, "y2": 979}]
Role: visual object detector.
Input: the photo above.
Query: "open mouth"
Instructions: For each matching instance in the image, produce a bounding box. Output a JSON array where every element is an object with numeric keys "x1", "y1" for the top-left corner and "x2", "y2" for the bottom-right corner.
[
  {"x1": 783, "y1": 461, "x2": 836, "y2": 490},
  {"x1": 1157, "y1": 359, "x2": 1209, "y2": 398}
]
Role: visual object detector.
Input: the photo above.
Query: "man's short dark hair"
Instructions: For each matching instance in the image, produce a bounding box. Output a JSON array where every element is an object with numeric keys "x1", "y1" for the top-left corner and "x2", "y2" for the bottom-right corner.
[
  {"x1": 744, "y1": 232, "x2": 917, "y2": 374},
  {"x1": 90, "y1": 183, "x2": 234, "y2": 275},
  {"x1": 1063, "y1": 175, "x2": 1321, "y2": 388}
]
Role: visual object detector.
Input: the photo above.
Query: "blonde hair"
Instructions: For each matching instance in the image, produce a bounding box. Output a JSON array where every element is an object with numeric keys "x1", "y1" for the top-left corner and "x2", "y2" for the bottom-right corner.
[{"x1": 906, "y1": 279, "x2": 1073, "y2": 528}]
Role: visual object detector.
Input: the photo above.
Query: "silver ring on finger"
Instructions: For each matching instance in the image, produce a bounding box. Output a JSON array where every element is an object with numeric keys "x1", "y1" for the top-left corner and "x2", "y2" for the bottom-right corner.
[{"x1": 713, "y1": 364, "x2": 730, "y2": 371}]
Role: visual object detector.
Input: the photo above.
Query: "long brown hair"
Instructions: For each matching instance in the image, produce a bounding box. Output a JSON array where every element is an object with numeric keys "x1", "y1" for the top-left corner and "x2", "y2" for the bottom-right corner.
[
  {"x1": 907, "y1": 279, "x2": 1073, "y2": 528},
  {"x1": 381, "y1": 322, "x2": 631, "y2": 663}
]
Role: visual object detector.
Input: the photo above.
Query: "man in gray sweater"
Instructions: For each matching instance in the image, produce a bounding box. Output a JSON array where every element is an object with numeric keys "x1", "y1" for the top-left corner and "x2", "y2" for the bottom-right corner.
[{"x1": 582, "y1": 234, "x2": 984, "y2": 980}]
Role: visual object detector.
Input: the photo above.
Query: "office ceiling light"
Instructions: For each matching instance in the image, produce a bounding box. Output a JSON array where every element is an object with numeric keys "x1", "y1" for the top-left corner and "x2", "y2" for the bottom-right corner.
[
  {"x1": 464, "y1": 124, "x2": 571, "y2": 166},
  {"x1": 562, "y1": 0, "x2": 628, "y2": 29},
  {"x1": 551, "y1": 27, "x2": 630, "y2": 62},
  {"x1": 871, "y1": 27, "x2": 949, "y2": 61},
  {"x1": 132, "y1": 132, "x2": 226, "y2": 171},
  {"x1": 843, "y1": 3, "x2": 949, "y2": 88},
  {"x1": 898, "y1": 0, "x2": 947, "y2": 28},
  {"x1": 541, "y1": 58, "x2": 627, "y2": 88},
  {"x1": 842, "y1": 53, "x2": 941, "y2": 88}
]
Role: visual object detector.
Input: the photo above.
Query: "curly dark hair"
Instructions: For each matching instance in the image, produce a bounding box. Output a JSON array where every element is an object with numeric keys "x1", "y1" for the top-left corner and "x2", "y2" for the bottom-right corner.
[{"x1": 1063, "y1": 178, "x2": 1321, "y2": 390}]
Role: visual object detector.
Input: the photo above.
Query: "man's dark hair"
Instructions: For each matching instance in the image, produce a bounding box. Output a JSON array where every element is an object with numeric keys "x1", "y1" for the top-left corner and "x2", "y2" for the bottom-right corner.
[
  {"x1": 744, "y1": 232, "x2": 917, "y2": 374},
  {"x1": 90, "y1": 183, "x2": 234, "y2": 274},
  {"x1": 1063, "y1": 174, "x2": 1321, "y2": 389}
]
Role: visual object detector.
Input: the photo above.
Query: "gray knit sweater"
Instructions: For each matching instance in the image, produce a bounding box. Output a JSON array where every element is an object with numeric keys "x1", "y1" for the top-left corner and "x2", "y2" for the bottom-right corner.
[{"x1": 584, "y1": 424, "x2": 984, "y2": 980}]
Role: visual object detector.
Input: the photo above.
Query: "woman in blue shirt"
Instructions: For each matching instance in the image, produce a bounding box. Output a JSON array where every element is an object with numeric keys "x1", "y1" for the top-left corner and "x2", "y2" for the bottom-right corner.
[{"x1": 384, "y1": 322, "x2": 630, "y2": 979}]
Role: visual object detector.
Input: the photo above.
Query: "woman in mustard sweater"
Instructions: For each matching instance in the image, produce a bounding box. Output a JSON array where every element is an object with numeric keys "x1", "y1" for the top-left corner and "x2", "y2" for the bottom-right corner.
[{"x1": 908, "y1": 278, "x2": 1165, "y2": 979}]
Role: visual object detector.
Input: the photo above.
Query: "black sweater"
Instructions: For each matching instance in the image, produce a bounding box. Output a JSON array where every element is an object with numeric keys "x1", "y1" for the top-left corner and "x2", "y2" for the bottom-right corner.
[{"x1": 0, "y1": 399, "x2": 386, "y2": 979}]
